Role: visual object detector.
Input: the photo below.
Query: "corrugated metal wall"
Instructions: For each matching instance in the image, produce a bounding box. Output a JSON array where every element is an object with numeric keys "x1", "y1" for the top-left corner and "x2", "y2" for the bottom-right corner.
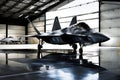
[
  {"x1": 101, "y1": 2, "x2": 120, "y2": 47},
  {"x1": 8, "y1": 25, "x2": 25, "y2": 44},
  {"x1": 8, "y1": 25, "x2": 25, "y2": 37},
  {"x1": 0, "y1": 24, "x2": 6, "y2": 39}
]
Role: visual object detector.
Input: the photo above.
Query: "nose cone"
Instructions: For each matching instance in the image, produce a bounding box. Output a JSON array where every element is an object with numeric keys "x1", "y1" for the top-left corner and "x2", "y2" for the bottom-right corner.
[
  {"x1": 100, "y1": 34, "x2": 110, "y2": 42},
  {"x1": 90, "y1": 33, "x2": 110, "y2": 43}
]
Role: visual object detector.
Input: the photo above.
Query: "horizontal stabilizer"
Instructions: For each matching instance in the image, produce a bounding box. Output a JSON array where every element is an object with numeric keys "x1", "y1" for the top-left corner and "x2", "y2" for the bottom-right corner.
[
  {"x1": 70, "y1": 16, "x2": 77, "y2": 26},
  {"x1": 52, "y1": 16, "x2": 61, "y2": 31}
]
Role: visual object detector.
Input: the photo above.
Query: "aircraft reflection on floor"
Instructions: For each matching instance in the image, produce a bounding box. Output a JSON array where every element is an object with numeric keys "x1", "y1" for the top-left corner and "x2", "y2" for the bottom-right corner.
[
  {"x1": 0, "y1": 52, "x2": 119, "y2": 80},
  {"x1": 0, "y1": 55, "x2": 101, "y2": 80},
  {"x1": 0, "y1": 59, "x2": 119, "y2": 80}
]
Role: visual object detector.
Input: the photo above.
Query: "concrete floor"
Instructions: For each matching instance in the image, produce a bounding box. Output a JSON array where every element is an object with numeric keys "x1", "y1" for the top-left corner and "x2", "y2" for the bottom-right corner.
[{"x1": 0, "y1": 52, "x2": 119, "y2": 80}]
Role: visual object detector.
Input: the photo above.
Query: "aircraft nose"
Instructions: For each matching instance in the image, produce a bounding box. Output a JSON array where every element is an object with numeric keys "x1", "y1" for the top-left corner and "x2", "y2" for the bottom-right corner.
[
  {"x1": 100, "y1": 34, "x2": 110, "y2": 42},
  {"x1": 90, "y1": 33, "x2": 110, "y2": 43}
]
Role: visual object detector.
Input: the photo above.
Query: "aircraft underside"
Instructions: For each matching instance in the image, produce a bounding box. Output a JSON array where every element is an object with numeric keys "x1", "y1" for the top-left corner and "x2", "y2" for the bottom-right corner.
[
  {"x1": 42, "y1": 35, "x2": 88, "y2": 45},
  {"x1": 41, "y1": 33, "x2": 110, "y2": 46}
]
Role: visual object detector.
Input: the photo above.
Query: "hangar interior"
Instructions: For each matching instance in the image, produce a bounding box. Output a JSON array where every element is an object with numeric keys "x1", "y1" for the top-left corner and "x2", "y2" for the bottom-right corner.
[{"x1": 0, "y1": 0, "x2": 120, "y2": 80}]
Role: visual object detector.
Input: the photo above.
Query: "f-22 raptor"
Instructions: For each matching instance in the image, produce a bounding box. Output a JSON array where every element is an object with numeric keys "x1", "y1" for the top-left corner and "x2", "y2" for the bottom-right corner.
[{"x1": 27, "y1": 16, "x2": 109, "y2": 60}]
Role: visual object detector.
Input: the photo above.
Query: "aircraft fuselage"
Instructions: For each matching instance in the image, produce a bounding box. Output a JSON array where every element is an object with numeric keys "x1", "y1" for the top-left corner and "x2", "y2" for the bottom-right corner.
[{"x1": 40, "y1": 24, "x2": 109, "y2": 45}]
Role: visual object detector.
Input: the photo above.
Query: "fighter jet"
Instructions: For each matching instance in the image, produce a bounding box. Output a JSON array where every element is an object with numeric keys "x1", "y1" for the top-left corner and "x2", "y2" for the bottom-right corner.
[
  {"x1": 0, "y1": 36, "x2": 22, "y2": 44},
  {"x1": 27, "y1": 16, "x2": 110, "y2": 60}
]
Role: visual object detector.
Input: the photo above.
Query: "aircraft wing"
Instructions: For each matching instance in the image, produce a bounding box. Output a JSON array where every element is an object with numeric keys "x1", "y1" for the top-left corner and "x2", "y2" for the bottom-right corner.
[
  {"x1": 24, "y1": 33, "x2": 86, "y2": 39},
  {"x1": 24, "y1": 34, "x2": 63, "y2": 38},
  {"x1": 24, "y1": 34, "x2": 40, "y2": 37},
  {"x1": 24, "y1": 33, "x2": 92, "y2": 45}
]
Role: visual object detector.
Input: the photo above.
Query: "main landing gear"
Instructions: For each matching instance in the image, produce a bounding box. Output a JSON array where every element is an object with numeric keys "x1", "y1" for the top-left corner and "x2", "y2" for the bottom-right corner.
[
  {"x1": 37, "y1": 39, "x2": 43, "y2": 59},
  {"x1": 72, "y1": 43, "x2": 77, "y2": 54},
  {"x1": 71, "y1": 43, "x2": 84, "y2": 64},
  {"x1": 71, "y1": 43, "x2": 83, "y2": 59},
  {"x1": 79, "y1": 43, "x2": 84, "y2": 64}
]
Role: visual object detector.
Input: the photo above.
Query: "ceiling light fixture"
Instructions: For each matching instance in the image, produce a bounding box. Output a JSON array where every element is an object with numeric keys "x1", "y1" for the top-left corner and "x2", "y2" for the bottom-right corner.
[
  {"x1": 25, "y1": 15, "x2": 29, "y2": 18},
  {"x1": 34, "y1": 11, "x2": 39, "y2": 13},
  {"x1": 29, "y1": 6, "x2": 35, "y2": 10},
  {"x1": 40, "y1": 0, "x2": 59, "y2": 10},
  {"x1": 19, "y1": 14, "x2": 23, "y2": 17}
]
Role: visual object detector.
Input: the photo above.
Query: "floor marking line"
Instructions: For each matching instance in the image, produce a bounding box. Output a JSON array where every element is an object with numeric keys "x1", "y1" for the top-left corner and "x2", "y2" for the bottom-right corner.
[{"x1": 0, "y1": 70, "x2": 43, "y2": 78}]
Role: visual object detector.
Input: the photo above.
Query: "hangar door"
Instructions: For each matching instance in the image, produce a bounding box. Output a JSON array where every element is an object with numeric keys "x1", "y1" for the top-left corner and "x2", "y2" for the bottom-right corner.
[{"x1": 100, "y1": 1, "x2": 120, "y2": 70}]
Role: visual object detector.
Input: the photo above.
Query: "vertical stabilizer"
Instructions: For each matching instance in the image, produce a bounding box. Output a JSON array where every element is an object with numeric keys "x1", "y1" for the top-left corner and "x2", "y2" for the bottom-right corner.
[
  {"x1": 69, "y1": 16, "x2": 77, "y2": 26},
  {"x1": 27, "y1": 18, "x2": 41, "y2": 34},
  {"x1": 52, "y1": 16, "x2": 61, "y2": 31}
]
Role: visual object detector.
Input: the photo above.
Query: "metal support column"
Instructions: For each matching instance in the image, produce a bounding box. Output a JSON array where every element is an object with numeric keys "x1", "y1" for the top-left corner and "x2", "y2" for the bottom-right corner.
[
  {"x1": 44, "y1": 13, "x2": 46, "y2": 33},
  {"x1": 6, "y1": 24, "x2": 8, "y2": 38},
  {"x1": 99, "y1": 0, "x2": 102, "y2": 66},
  {"x1": 25, "y1": 24, "x2": 28, "y2": 44}
]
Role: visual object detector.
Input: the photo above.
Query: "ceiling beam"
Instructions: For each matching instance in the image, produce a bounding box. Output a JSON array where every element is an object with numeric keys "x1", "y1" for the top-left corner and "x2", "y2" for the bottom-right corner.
[
  {"x1": 8, "y1": 0, "x2": 39, "y2": 18},
  {"x1": 3, "y1": 0, "x2": 23, "y2": 13},
  {"x1": 29, "y1": 0, "x2": 65, "y2": 21},
  {"x1": 22, "y1": 0, "x2": 53, "y2": 18}
]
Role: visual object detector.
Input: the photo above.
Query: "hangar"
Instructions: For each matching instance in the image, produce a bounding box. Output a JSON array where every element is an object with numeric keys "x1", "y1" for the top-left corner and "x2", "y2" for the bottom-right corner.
[{"x1": 0, "y1": 0, "x2": 119, "y2": 80}]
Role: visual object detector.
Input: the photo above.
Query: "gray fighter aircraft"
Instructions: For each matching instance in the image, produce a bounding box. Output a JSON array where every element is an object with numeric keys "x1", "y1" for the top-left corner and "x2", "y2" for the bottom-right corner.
[
  {"x1": 27, "y1": 16, "x2": 110, "y2": 60},
  {"x1": 0, "y1": 36, "x2": 22, "y2": 44}
]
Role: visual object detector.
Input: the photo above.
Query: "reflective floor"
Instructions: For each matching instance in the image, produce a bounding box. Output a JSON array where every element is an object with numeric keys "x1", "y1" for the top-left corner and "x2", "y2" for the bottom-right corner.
[
  {"x1": 0, "y1": 48, "x2": 120, "y2": 80},
  {"x1": 0, "y1": 53, "x2": 119, "y2": 80}
]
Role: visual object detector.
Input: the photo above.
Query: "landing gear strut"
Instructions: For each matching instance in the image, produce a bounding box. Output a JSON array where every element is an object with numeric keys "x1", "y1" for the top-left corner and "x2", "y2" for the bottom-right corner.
[
  {"x1": 79, "y1": 43, "x2": 83, "y2": 64},
  {"x1": 71, "y1": 43, "x2": 77, "y2": 59},
  {"x1": 37, "y1": 39, "x2": 43, "y2": 59},
  {"x1": 72, "y1": 43, "x2": 77, "y2": 54}
]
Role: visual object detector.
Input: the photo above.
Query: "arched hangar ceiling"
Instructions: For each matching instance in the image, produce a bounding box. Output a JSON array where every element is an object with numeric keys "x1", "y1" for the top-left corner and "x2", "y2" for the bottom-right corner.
[
  {"x1": 0, "y1": 0, "x2": 68, "y2": 26},
  {"x1": 0, "y1": 0, "x2": 118, "y2": 26}
]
